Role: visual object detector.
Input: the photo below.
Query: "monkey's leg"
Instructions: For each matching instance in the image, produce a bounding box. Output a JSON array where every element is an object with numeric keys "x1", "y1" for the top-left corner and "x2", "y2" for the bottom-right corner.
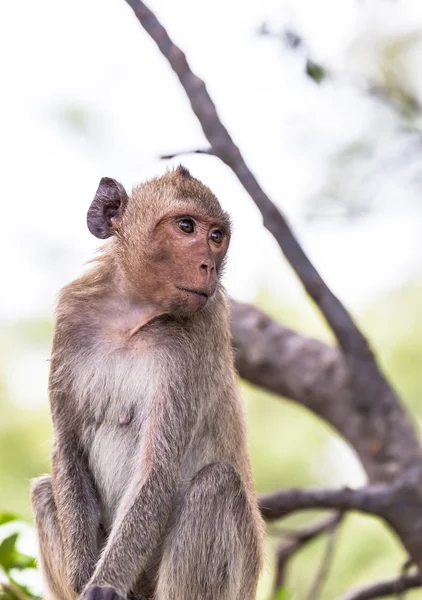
[
  {"x1": 31, "y1": 475, "x2": 75, "y2": 600},
  {"x1": 155, "y1": 462, "x2": 262, "y2": 600}
]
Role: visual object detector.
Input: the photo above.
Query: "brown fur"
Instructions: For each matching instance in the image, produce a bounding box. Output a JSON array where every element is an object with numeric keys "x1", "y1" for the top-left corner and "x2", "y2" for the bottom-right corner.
[{"x1": 31, "y1": 167, "x2": 265, "y2": 600}]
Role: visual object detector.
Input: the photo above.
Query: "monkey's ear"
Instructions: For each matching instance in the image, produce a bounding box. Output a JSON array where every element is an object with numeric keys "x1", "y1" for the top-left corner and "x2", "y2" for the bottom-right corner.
[{"x1": 87, "y1": 177, "x2": 129, "y2": 239}]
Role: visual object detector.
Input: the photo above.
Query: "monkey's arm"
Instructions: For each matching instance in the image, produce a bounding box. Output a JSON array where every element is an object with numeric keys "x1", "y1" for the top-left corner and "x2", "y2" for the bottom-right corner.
[
  {"x1": 51, "y1": 413, "x2": 101, "y2": 594},
  {"x1": 84, "y1": 392, "x2": 193, "y2": 598}
]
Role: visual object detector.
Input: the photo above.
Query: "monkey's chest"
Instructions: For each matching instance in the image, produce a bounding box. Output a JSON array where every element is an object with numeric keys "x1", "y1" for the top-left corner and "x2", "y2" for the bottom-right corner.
[{"x1": 79, "y1": 352, "x2": 154, "y2": 527}]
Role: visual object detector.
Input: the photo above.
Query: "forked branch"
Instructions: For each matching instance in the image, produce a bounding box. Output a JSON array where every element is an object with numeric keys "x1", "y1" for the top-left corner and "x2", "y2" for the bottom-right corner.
[{"x1": 272, "y1": 513, "x2": 343, "y2": 596}]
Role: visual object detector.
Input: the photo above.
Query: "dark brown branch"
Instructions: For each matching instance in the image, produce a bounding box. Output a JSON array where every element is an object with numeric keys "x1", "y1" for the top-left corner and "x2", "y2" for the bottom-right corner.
[
  {"x1": 339, "y1": 573, "x2": 422, "y2": 600},
  {"x1": 272, "y1": 513, "x2": 342, "y2": 594},
  {"x1": 260, "y1": 486, "x2": 391, "y2": 521}
]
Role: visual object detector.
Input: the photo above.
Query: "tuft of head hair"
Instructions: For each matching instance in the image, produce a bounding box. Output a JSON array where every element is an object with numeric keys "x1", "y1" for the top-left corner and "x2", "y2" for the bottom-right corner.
[{"x1": 174, "y1": 165, "x2": 192, "y2": 179}]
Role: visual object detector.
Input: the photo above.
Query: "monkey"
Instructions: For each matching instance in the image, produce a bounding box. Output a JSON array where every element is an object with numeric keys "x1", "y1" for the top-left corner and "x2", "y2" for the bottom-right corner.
[{"x1": 31, "y1": 166, "x2": 265, "y2": 600}]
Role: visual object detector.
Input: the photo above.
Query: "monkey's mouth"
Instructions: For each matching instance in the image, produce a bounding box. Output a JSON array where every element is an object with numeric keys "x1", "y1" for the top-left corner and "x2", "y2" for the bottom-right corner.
[{"x1": 176, "y1": 287, "x2": 209, "y2": 301}]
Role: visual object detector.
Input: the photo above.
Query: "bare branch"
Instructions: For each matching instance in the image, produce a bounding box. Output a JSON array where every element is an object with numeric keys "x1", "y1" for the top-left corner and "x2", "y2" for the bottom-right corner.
[
  {"x1": 339, "y1": 573, "x2": 422, "y2": 600},
  {"x1": 230, "y1": 300, "x2": 422, "y2": 486},
  {"x1": 122, "y1": 0, "x2": 422, "y2": 485},
  {"x1": 259, "y1": 486, "x2": 391, "y2": 521},
  {"x1": 159, "y1": 147, "x2": 214, "y2": 159},
  {"x1": 272, "y1": 513, "x2": 342, "y2": 594},
  {"x1": 122, "y1": 0, "x2": 373, "y2": 360},
  {"x1": 308, "y1": 515, "x2": 343, "y2": 600},
  {"x1": 121, "y1": 0, "x2": 422, "y2": 569}
]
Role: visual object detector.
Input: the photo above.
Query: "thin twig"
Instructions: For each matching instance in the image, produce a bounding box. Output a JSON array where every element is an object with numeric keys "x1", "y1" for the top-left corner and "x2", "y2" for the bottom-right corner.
[
  {"x1": 159, "y1": 148, "x2": 214, "y2": 159},
  {"x1": 307, "y1": 514, "x2": 343, "y2": 600},
  {"x1": 272, "y1": 513, "x2": 342, "y2": 595},
  {"x1": 339, "y1": 573, "x2": 422, "y2": 600}
]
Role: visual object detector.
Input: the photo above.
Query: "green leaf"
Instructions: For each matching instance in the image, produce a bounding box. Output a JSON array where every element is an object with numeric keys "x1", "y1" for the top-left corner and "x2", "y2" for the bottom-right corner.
[
  {"x1": 0, "y1": 533, "x2": 19, "y2": 572},
  {"x1": 305, "y1": 59, "x2": 326, "y2": 83},
  {"x1": 0, "y1": 514, "x2": 17, "y2": 526},
  {"x1": 0, "y1": 533, "x2": 36, "y2": 573}
]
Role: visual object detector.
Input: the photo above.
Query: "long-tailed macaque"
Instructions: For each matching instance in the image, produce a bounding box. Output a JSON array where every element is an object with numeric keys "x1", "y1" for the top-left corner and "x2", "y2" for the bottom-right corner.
[{"x1": 31, "y1": 166, "x2": 265, "y2": 600}]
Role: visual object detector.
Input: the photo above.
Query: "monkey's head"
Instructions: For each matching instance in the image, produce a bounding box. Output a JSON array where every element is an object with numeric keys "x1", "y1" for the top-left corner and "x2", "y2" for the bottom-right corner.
[{"x1": 87, "y1": 166, "x2": 231, "y2": 316}]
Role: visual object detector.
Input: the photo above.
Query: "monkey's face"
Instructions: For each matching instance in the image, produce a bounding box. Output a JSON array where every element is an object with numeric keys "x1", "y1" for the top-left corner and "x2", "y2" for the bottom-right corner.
[
  {"x1": 87, "y1": 169, "x2": 231, "y2": 317},
  {"x1": 139, "y1": 209, "x2": 230, "y2": 316}
]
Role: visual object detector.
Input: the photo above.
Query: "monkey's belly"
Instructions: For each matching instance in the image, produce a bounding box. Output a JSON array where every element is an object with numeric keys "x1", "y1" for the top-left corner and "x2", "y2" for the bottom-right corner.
[{"x1": 88, "y1": 422, "x2": 141, "y2": 528}]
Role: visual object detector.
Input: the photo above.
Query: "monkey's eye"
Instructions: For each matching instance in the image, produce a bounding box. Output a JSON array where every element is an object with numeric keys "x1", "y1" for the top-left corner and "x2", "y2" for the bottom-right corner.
[
  {"x1": 210, "y1": 229, "x2": 223, "y2": 244},
  {"x1": 177, "y1": 219, "x2": 195, "y2": 234}
]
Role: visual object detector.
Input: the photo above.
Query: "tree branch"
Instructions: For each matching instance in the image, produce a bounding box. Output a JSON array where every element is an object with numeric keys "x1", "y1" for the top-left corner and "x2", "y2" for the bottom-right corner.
[
  {"x1": 260, "y1": 486, "x2": 391, "y2": 521},
  {"x1": 123, "y1": 0, "x2": 422, "y2": 484},
  {"x1": 308, "y1": 514, "x2": 342, "y2": 600},
  {"x1": 272, "y1": 513, "x2": 343, "y2": 595},
  {"x1": 339, "y1": 573, "x2": 422, "y2": 600},
  {"x1": 121, "y1": 0, "x2": 422, "y2": 569},
  {"x1": 123, "y1": 0, "x2": 372, "y2": 359},
  {"x1": 159, "y1": 148, "x2": 213, "y2": 159},
  {"x1": 230, "y1": 300, "x2": 422, "y2": 486}
]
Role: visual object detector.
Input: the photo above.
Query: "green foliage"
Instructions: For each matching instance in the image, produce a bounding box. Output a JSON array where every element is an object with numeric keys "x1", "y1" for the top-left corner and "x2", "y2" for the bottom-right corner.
[
  {"x1": 0, "y1": 514, "x2": 38, "y2": 600},
  {"x1": 274, "y1": 587, "x2": 290, "y2": 600},
  {"x1": 0, "y1": 534, "x2": 35, "y2": 573},
  {"x1": 0, "y1": 517, "x2": 16, "y2": 528}
]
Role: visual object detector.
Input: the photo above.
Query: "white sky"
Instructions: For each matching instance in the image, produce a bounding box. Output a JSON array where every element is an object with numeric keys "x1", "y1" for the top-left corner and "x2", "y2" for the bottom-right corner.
[{"x1": 1, "y1": 0, "x2": 422, "y2": 325}]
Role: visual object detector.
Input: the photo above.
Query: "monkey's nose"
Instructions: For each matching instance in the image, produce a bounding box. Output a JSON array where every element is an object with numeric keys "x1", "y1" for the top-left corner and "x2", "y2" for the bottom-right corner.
[
  {"x1": 199, "y1": 262, "x2": 215, "y2": 275},
  {"x1": 200, "y1": 263, "x2": 215, "y2": 274}
]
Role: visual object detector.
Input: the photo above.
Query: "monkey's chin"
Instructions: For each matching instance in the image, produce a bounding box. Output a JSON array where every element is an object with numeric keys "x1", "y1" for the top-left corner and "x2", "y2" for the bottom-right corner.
[{"x1": 175, "y1": 287, "x2": 209, "y2": 314}]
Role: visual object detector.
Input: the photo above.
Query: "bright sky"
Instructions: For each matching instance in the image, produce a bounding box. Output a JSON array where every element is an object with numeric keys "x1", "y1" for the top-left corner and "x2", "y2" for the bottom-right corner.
[{"x1": 1, "y1": 0, "x2": 422, "y2": 324}]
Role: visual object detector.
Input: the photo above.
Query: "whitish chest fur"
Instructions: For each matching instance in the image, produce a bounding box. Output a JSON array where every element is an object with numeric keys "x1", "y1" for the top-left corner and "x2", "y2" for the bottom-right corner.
[{"x1": 72, "y1": 342, "x2": 158, "y2": 526}]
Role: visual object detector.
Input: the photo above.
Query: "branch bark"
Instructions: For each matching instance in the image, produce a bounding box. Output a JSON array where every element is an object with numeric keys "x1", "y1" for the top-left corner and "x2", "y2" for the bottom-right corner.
[
  {"x1": 339, "y1": 573, "x2": 422, "y2": 600},
  {"x1": 272, "y1": 513, "x2": 343, "y2": 596},
  {"x1": 259, "y1": 486, "x2": 391, "y2": 521},
  {"x1": 308, "y1": 514, "x2": 342, "y2": 600},
  {"x1": 230, "y1": 300, "x2": 419, "y2": 484},
  {"x1": 121, "y1": 0, "x2": 422, "y2": 573}
]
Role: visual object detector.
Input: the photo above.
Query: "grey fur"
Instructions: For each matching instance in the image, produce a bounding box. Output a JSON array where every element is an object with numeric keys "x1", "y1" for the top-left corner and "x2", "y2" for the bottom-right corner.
[{"x1": 31, "y1": 168, "x2": 265, "y2": 600}]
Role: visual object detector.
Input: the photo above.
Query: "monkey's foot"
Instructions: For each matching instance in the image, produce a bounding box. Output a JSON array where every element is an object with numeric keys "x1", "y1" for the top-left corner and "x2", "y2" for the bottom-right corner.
[{"x1": 80, "y1": 585, "x2": 124, "y2": 600}]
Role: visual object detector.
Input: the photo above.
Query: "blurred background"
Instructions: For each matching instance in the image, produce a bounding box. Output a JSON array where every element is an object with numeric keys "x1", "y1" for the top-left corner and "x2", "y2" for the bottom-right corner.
[{"x1": 1, "y1": 0, "x2": 422, "y2": 598}]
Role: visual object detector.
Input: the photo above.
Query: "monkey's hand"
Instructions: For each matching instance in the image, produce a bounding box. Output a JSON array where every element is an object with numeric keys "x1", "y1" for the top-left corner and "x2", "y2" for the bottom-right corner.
[{"x1": 79, "y1": 585, "x2": 124, "y2": 600}]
